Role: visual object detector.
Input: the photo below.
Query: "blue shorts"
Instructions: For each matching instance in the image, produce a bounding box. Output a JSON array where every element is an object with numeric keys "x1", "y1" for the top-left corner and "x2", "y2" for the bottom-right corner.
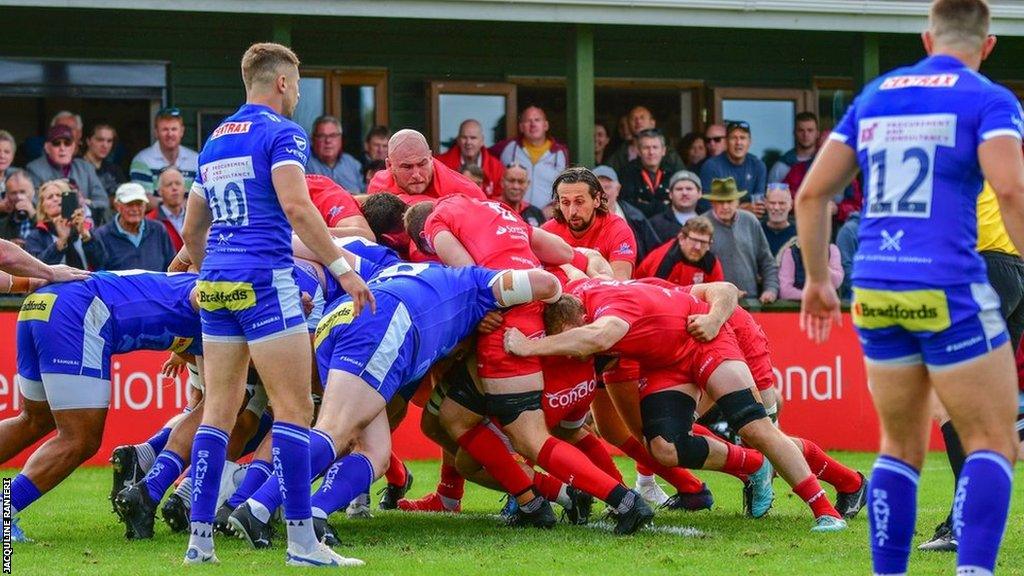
[
  {"x1": 16, "y1": 286, "x2": 114, "y2": 409},
  {"x1": 314, "y1": 292, "x2": 417, "y2": 402},
  {"x1": 852, "y1": 281, "x2": 1008, "y2": 368},
  {"x1": 198, "y1": 267, "x2": 306, "y2": 343}
]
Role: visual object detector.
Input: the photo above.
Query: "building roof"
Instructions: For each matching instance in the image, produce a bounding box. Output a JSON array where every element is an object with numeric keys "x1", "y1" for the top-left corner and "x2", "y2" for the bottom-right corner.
[{"x1": 6, "y1": 0, "x2": 1024, "y2": 35}]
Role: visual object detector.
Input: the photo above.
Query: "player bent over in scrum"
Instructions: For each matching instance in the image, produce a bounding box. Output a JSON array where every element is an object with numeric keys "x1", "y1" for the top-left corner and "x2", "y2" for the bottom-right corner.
[
  {"x1": 506, "y1": 277, "x2": 848, "y2": 532},
  {"x1": 226, "y1": 262, "x2": 563, "y2": 549}
]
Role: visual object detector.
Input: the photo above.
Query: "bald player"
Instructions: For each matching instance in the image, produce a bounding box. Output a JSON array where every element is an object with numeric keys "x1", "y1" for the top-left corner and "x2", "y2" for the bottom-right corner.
[{"x1": 368, "y1": 129, "x2": 486, "y2": 203}]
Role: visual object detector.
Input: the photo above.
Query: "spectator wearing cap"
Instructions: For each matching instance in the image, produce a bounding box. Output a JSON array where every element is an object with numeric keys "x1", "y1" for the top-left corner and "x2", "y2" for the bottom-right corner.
[
  {"x1": 648, "y1": 169, "x2": 709, "y2": 243},
  {"x1": 26, "y1": 125, "x2": 109, "y2": 224},
  {"x1": 699, "y1": 121, "x2": 767, "y2": 217},
  {"x1": 703, "y1": 177, "x2": 777, "y2": 303},
  {"x1": 762, "y1": 183, "x2": 797, "y2": 257},
  {"x1": 500, "y1": 163, "x2": 545, "y2": 226},
  {"x1": 146, "y1": 166, "x2": 187, "y2": 251},
  {"x1": 619, "y1": 129, "x2": 684, "y2": 218},
  {"x1": 437, "y1": 119, "x2": 505, "y2": 200},
  {"x1": 307, "y1": 115, "x2": 364, "y2": 193},
  {"x1": 594, "y1": 165, "x2": 660, "y2": 261},
  {"x1": 129, "y1": 106, "x2": 199, "y2": 207},
  {"x1": 496, "y1": 106, "x2": 569, "y2": 209},
  {"x1": 635, "y1": 216, "x2": 724, "y2": 286},
  {"x1": 606, "y1": 106, "x2": 685, "y2": 176},
  {"x1": 21, "y1": 111, "x2": 83, "y2": 163},
  {"x1": 94, "y1": 182, "x2": 174, "y2": 271}
]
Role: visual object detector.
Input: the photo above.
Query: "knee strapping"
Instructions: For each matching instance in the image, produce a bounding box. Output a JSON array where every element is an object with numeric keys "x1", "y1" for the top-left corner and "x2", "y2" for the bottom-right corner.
[
  {"x1": 717, "y1": 389, "x2": 767, "y2": 431},
  {"x1": 485, "y1": 391, "x2": 541, "y2": 425},
  {"x1": 640, "y1": 392, "x2": 709, "y2": 469}
]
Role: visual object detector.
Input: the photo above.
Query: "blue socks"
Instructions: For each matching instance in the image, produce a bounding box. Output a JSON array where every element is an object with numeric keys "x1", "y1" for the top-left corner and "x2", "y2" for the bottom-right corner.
[
  {"x1": 953, "y1": 450, "x2": 1013, "y2": 576},
  {"x1": 246, "y1": 429, "x2": 336, "y2": 519},
  {"x1": 271, "y1": 422, "x2": 317, "y2": 552},
  {"x1": 868, "y1": 455, "x2": 919, "y2": 576},
  {"x1": 187, "y1": 425, "x2": 228, "y2": 554},
  {"x1": 227, "y1": 459, "x2": 273, "y2": 509},
  {"x1": 310, "y1": 453, "x2": 375, "y2": 519},
  {"x1": 10, "y1": 474, "x2": 42, "y2": 515},
  {"x1": 144, "y1": 451, "x2": 186, "y2": 503}
]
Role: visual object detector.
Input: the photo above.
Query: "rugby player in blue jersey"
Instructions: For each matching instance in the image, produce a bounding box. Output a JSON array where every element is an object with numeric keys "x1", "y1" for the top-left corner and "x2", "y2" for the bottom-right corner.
[
  {"x1": 225, "y1": 262, "x2": 562, "y2": 549},
  {"x1": 0, "y1": 271, "x2": 202, "y2": 543},
  {"x1": 180, "y1": 42, "x2": 372, "y2": 567},
  {"x1": 796, "y1": 1, "x2": 1024, "y2": 574}
]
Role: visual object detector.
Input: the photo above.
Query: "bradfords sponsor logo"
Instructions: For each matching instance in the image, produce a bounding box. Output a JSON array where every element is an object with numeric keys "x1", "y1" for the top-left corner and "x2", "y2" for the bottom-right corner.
[
  {"x1": 879, "y1": 73, "x2": 959, "y2": 90},
  {"x1": 210, "y1": 122, "x2": 252, "y2": 140},
  {"x1": 17, "y1": 293, "x2": 56, "y2": 322},
  {"x1": 196, "y1": 281, "x2": 256, "y2": 312},
  {"x1": 854, "y1": 301, "x2": 938, "y2": 322},
  {"x1": 544, "y1": 378, "x2": 597, "y2": 410},
  {"x1": 200, "y1": 288, "x2": 251, "y2": 306}
]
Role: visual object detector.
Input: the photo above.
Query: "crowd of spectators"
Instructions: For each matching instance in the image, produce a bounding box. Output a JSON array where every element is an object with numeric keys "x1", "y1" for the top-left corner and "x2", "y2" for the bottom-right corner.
[{"x1": 0, "y1": 104, "x2": 859, "y2": 302}]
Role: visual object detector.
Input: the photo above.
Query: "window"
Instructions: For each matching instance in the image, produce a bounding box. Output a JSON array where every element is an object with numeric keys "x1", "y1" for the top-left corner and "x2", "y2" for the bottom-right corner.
[
  {"x1": 428, "y1": 81, "x2": 516, "y2": 153},
  {"x1": 814, "y1": 77, "x2": 855, "y2": 131},
  {"x1": 297, "y1": 69, "x2": 388, "y2": 158},
  {"x1": 713, "y1": 88, "x2": 814, "y2": 166}
]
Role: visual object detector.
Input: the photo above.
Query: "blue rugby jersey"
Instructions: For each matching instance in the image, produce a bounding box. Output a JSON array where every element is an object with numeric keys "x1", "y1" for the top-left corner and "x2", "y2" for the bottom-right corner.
[
  {"x1": 831, "y1": 54, "x2": 1024, "y2": 286},
  {"x1": 192, "y1": 104, "x2": 309, "y2": 271}
]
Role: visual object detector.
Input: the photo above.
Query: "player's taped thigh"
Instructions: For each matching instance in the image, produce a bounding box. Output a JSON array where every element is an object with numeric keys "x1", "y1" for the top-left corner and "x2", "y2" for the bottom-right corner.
[
  {"x1": 640, "y1": 391, "x2": 710, "y2": 469},
  {"x1": 717, "y1": 388, "x2": 768, "y2": 431},
  {"x1": 496, "y1": 270, "x2": 561, "y2": 306},
  {"x1": 485, "y1": 391, "x2": 542, "y2": 426}
]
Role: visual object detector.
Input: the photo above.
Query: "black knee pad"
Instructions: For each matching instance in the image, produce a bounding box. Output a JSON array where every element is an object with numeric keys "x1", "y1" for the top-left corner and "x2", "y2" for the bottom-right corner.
[
  {"x1": 485, "y1": 391, "x2": 541, "y2": 426},
  {"x1": 717, "y1": 389, "x2": 767, "y2": 431},
  {"x1": 639, "y1": 392, "x2": 709, "y2": 468},
  {"x1": 674, "y1": 434, "x2": 711, "y2": 469},
  {"x1": 447, "y1": 365, "x2": 487, "y2": 416}
]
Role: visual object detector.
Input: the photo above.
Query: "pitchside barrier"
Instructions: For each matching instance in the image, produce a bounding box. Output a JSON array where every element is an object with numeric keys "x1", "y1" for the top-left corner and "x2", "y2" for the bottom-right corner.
[{"x1": 0, "y1": 298, "x2": 944, "y2": 467}]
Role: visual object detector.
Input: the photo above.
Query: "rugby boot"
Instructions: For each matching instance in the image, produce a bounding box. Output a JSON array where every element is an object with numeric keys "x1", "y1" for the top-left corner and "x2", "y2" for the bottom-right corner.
[
  {"x1": 635, "y1": 478, "x2": 670, "y2": 507},
  {"x1": 835, "y1": 472, "x2": 868, "y2": 519},
  {"x1": 378, "y1": 464, "x2": 414, "y2": 510},
  {"x1": 660, "y1": 484, "x2": 714, "y2": 512},
  {"x1": 286, "y1": 541, "x2": 364, "y2": 567},
  {"x1": 110, "y1": 445, "x2": 144, "y2": 511},
  {"x1": 505, "y1": 497, "x2": 556, "y2": 529},
  {"x1": 918, "y1": 521, "x2": 958, "y2": 552},
  {"x1": 743, "y1": 458, "x2": 774, "y2": 518},
  {"x1": 213, "y1": 502, "x2": 235, "y2": 535},
  {"x1": 562, "y1": 486, "x2": 594, "y2": 525},
  {"x1": 160, "y1": 492, "x2": 191, "y2": 533},
  {"x1": 7, "y1": 516, "x2": 30, "y2": 543},
  {"x1": 612, "y1": 491, "x2": 655, "y2": 535},
  {"x1": 811, "y1": 515, "x2": 848, "y2": 533},
  {"x1": 397, "y1": 491, "x2": 462, "y2": 513},
  {"x1": 228, "y1": 502, "x2": 274, "y2": 549},
  {"x1": 113, "y1": 481, "x2": 158, "y2": 540},
  {"x1": 183, "y1": 546, "x2": 219, "y2": 565},
  {"x1": 313, "y1": 517, "x2": 341, "y2": 547},
  {"x1": 346, "y1": 492, "x2": 373, "y2": 519}
]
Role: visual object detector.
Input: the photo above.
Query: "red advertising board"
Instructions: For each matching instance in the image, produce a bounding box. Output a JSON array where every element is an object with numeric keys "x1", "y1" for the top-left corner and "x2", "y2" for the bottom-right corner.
[{"x1": 0, "y1": 310, "x2": 938, "y2": 467}]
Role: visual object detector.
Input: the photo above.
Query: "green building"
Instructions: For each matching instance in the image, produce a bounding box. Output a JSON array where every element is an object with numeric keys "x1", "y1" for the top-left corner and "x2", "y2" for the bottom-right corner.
[{"x1": 2, "y1": 1, "x2": 1024, "y2": 166}]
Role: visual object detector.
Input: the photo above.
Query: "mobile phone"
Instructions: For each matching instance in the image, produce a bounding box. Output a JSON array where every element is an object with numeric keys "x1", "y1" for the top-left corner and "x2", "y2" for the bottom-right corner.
[{"x1": 61, "y1": 191, "x2": 78, "y2": 220}]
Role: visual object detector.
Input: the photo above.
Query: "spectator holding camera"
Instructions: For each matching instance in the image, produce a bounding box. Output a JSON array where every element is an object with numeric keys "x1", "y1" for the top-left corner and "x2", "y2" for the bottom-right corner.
[
  {"x1": 0, "y1": 170, "x2": 37, "y2": 244},
  {"x1": 25, "y1": 179, "x2": 106, "y2": 270}
]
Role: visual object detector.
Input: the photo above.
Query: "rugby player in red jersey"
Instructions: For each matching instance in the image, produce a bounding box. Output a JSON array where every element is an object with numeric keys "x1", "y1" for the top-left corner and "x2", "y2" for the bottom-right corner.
[
  {"x1": 542, "y1": 167, "x2": 709, "y2": 508},
  {"x1": 403, "y1": 193, "x2": 654, "y2": 534},
  {"x1": 505, "y1": 277, "x2": 848, "y2": 532},
  {"x1": 304, "y1": 174, "x2": 374, "y2": 241}
]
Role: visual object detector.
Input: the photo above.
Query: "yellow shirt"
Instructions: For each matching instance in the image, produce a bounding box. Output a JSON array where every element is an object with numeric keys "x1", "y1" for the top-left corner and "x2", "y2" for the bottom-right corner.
[
  {"x1": 976, "y1": 182, "x2": 1020, "y2": 255},
  {"x1": 523, "y1": 139, "x2": 553, "y2": 165}
]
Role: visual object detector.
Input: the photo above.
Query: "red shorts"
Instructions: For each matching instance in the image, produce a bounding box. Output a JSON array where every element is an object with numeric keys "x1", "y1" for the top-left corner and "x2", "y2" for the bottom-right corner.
[
  {"x1": 541, "y1": 357, "x2": 598, "y2": 429},
  {"x1": 729, "y1": 310, "x2": 775, "y2": 391},
  {"x1": 602, "y1": 358, "x2": 640, "y2": 385},
  {"x1": 477, "y1": 302, "x2": 543, "y2": 379},
  {"x1": 637, "y1": 323, "x2": 745, "y2": 399}
]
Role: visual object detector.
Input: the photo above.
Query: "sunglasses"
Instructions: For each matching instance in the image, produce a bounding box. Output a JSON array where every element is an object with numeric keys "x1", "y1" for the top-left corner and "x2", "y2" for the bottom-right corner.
[
  {"x1": 156, "y1": 106, "x2": 182, "y2": 119},
  {"x1": 726, "y1": 120, "x2": 751, "y2": 134},
  {"x1": 50, "y1": 139, "x2": 74, "y2": 148},
  {"x1": 706, "y1": 136, "x2": 725, "y2": 143}
]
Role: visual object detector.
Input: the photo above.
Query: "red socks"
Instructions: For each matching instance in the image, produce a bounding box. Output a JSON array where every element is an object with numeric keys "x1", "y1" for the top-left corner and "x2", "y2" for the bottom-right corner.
[
  {"x1": 636, "y1": 462, "x2": 655, "y2": 476},
  {"x1": 532, "y1": 471, "x2": 565, "y2": 502},
  {"x1": 722, "y1": 443, "x2": 765, "y2": 476},
  {"x1": 437, "y1": 463, "x2": 465, "y2": 501},
  {"x1": 795, "y1": 437, "x2": 863, "y2": 493},
  {"x1": 385, "y1": 452, "x2": 407, "y2": 486},
  {"x1": 537, "y1": 437, "x2": 621, "y2": 503},
  {"x1": 457, "y1": 425, "x2": 533, "y2": 496},
  {"x1": 573, "y1": 433, "x2": 624, "y2": 483},
  {"x1": 617, "y1": 437, "x2": 704, "y2": 494},
  {"x1": 794, "y1": 475, "x2": 841, "y2": 519}
]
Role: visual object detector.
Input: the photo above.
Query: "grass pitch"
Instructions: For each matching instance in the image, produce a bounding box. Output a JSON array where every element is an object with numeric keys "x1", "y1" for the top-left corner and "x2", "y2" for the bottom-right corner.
[{"x1": 5, "y1": 453, "x2": 1024, "y2": 575}]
